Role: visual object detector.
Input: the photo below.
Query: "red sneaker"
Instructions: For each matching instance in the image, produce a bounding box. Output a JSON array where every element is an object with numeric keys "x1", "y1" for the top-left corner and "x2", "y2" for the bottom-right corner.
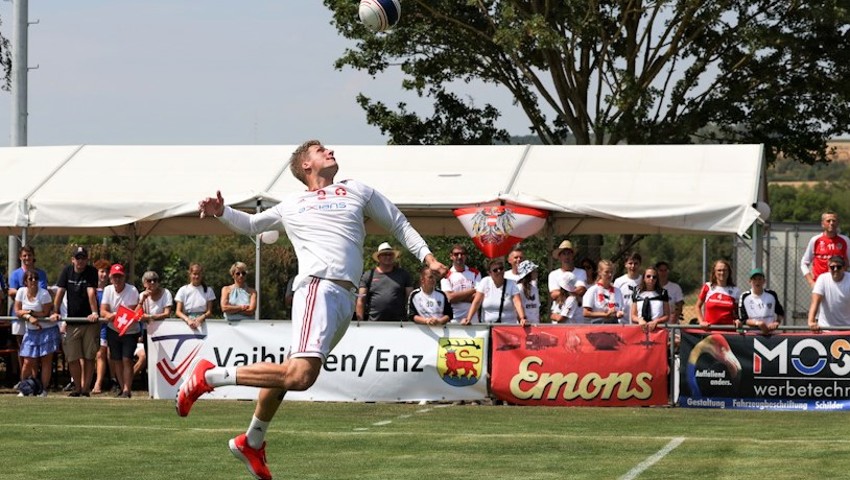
[
  {"x1": 229, "y1": 433, "x2": 272, "y2": 480},
  {"x1": 175, "y1": 359, "x2": 215, "y2": 417}
]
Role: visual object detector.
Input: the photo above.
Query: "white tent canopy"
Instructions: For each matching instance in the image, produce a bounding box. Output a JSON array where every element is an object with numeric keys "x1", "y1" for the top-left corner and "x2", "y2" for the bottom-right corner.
[{"x1": 0, "y1": 144, "x2": 767, "y2": 237}]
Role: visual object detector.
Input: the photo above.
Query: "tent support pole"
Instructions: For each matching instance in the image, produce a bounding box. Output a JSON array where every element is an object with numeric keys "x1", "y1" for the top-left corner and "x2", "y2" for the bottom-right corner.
[{"x1": 255, "y1": 200, "x2": 262, "y2": 320}]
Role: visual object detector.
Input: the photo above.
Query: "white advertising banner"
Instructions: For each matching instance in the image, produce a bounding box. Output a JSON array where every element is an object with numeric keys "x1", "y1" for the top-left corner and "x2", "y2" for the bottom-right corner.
[{"x1": 147, "y1": 320, "x2": 489, "y2": 402}]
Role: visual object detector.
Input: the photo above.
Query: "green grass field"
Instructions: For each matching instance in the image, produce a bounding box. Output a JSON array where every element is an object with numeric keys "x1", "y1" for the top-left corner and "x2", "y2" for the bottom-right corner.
[{"x1": 1, "y1": 394, "x2": 848, "y2": 480}]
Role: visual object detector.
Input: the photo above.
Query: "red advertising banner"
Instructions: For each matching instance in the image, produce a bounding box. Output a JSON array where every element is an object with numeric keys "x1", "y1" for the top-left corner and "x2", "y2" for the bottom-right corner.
[{"x1": 490, "y1": 325, "x2": 668, "y2": 406}]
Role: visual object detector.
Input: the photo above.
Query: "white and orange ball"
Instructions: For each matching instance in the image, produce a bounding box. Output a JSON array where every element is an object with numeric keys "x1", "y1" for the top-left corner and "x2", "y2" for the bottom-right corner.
[{"x1": 358, "y1": 0, "x2": 401, "y2": 32}]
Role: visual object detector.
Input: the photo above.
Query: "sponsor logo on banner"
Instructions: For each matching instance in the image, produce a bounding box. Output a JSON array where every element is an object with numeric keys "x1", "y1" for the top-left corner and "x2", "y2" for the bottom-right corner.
[
  {"x1": 454, "y1": 203, "x2": 548, "y2": 258},
  {"x1": 490, "y1": 326, "x2": 668, "y2": 406},
  {"x1": 437, "y1": 337, "x2": 484, "y2": 386},
  {"x1": 150, "y1": 333, "x2": 207, "y2": 386},
  {"x1": 679, "y1": 331, "x2": 850, "y2": 410}
]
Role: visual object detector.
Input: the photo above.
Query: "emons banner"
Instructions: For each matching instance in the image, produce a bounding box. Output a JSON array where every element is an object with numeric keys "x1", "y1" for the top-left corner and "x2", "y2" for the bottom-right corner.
[
  {"x1": 490, "y1": 325, "x2": 668, "y2": 406},
  {"x1": 147, "y1": 320, "x2": 489, "y2": 402},
  {"x1": 679, "y1": 331, "x2": 850, "y2": 410}
]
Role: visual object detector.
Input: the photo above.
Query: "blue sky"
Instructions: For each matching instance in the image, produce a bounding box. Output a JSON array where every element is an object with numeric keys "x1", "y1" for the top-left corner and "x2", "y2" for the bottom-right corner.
[{"x1": 0, "y1": 1, "x2": 528, "y2": 146}]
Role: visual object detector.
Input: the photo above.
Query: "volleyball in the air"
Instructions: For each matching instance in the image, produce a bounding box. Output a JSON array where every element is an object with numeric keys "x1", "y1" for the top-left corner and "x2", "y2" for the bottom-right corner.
[{"x1": 358, "y1": 0, "x2": 401, "y2": 32}]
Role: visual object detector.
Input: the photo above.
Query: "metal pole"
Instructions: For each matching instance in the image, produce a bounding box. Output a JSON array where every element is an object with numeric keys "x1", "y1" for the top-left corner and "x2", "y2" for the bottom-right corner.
[
  {"x1": 701, "y1": 238, "x2": 708, "y2": 284},
  {"x1": 8, "y1": 0, "x2": 28, "y2": 284},
  {"x1": 255, "y1": 200, "x2": 261, "y2": 320}
]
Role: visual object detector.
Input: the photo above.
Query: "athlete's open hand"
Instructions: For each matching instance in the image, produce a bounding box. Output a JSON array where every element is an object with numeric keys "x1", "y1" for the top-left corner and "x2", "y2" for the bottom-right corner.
[{"x1": 199, "y1": 190, "x2": 225, "y2": 218}]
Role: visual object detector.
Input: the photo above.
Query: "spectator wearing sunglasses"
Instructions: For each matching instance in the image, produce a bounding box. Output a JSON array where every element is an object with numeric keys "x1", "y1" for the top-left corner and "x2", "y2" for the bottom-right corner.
[
  {"x1": 463, "y1": 258, "x2": 526, "y2": 325},
  {"x1": 221, "y1": 262, "x2": 257, "y2": 321},
  {"x1": 808, "y1": 255, "x2": 850, "y2": 332},
  {"x1": 630, "y1": 267, "x2": 670, "y2": 332}
]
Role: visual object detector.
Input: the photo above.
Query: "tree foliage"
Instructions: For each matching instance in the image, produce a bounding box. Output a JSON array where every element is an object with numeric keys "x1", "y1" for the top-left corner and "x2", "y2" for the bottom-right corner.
[
  {"x1": 0, "y1": 16, "x2": 11, "y2": 90},
  {"x1": 326, "y1": 0, "x2": 850, "y2": 163}
]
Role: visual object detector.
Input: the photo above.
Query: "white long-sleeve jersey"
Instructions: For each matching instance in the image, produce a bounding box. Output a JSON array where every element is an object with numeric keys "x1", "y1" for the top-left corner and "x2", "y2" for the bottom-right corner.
[{"x1": 218, "y1": 179, "x2": 432, "y2": 288}]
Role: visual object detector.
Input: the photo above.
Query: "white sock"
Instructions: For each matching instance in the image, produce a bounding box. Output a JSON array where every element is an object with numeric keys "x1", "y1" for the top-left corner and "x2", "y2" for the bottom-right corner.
[
  {"x1": 246, "y1": 416, "x2": 270, "y2": 449},
  {"x1": 204, "y1": 367, "x2": 237, "y2": 387}
]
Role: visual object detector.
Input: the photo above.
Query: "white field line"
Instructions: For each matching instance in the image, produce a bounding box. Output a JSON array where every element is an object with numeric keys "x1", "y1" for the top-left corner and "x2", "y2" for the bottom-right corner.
[
  {"x1": 619, "y1": 437, "x2": 685, "y2": 480},
  {"x1": 5, "y1": 423, "x2": 850, "y2": 446}
]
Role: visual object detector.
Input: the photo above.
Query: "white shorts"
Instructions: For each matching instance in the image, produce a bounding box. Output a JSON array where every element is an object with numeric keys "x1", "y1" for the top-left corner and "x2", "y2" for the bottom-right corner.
[{"x1": 290, "y1": 277, "x2": 355, "y2": 361}]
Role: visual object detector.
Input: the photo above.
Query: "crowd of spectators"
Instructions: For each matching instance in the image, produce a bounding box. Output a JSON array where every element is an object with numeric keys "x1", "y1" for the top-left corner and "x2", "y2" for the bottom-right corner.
[
  {"x1": 2, "y1": 209, "x2": 849, "y2": 395},
  {"x1": 0, "y1": 248, "x2": 260, "y2": 398}
]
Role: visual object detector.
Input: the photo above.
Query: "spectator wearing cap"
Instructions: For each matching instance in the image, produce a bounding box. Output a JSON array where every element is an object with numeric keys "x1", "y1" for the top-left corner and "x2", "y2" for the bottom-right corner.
[
  {"x1": 614, "y1": 252, "x2": 642, "y2": 326},
  {"x1": 8, "y1": 246, "x2": 49, "y2": 359},
  {"x1": 547, "y1": 240, "x2": 588, "y2": 308},
  {"x1": 407, "y1": 266, "x2": 452, "y2": 326},
  {"x1": 550, "y1": 271, "x2": 581, "y2": 324},
  {"x1": 51, "y1": 246, "x2": 99, "y2": 397},
  {"x1": 808, "y1": 255, "x2": 850, "y2": 332},
  {"x1": 514, "y1": 260, "x2": 541, "y2": 324},
  {"x1": 100, "y1": 263, "x2": 140, "y2": 398},
  {"x1": 357, "y1": 242, "x2": 414, "y2": 321},
  {"x1": 440, "y1": 243, "x2": 481, "y2": 323},
  {"x1": 737, "y1": 268, "x2": 784, "y2": 335}
]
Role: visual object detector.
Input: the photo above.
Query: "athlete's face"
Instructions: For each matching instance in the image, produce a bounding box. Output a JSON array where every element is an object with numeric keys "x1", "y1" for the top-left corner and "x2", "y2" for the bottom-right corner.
[
  {"x1": 822, "y1": 214, "x2": 839, "y2": 234},
  {"x1": 303, "y1": 144, "x2": 338, "y2": 177},
  {"x1": 749, "y1": 275, "x2": 765, "y2": 292}
]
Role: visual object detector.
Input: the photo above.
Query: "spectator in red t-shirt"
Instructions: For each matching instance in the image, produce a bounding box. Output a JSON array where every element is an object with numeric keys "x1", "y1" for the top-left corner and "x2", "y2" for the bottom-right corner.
[
  {"x1": 801, "y1": 211, "x2": 850, "y2": 287},
  {"x1": 695, "y1": 259, "x2": 740, "y2": 327}
]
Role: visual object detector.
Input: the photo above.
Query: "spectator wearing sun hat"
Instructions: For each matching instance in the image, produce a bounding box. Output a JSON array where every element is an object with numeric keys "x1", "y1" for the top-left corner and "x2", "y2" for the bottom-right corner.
[
  {"x1": 356, "y1": 242, "x2": 414, "y2": 321},
  {"x1": 550, "y1": 271, "x2": 582, "y2": 324},
  {"x1": 737, "y1": 268, "x2": 784, "y2": 335},
  {"x1": 513, "y1": 260, "x2": 541, "y2": 324},
  {"x1": 52, "y1": 246, "x2": 100, "y2": 397},
  {"x1": 548, "y1": 240, "x2": 588, "y2": 304}
]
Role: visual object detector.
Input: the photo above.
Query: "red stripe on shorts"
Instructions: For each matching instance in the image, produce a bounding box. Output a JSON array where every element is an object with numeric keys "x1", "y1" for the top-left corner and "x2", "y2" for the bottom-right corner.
[{"x1": 299, "y1": 277, "x2": 320, "y2": 352}]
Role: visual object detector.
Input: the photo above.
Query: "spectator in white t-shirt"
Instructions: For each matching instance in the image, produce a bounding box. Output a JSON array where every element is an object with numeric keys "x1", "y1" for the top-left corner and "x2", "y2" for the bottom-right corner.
[
  {"x1": 463, "y1": 258, "x2": 526, "y2": 325},
  {"x1": 614, "y1": 252, "x2": 642, "y2": 326},
  {"x1": 655, "y1": 261, "x2": 684, "y2": 323},
  {"x1": 737, "y1": 268, "x2": 783, "y2": 335},
  {"x1": 175, "y1": 263, "x2": 216, "y2": 330},
  {"x1": 548, "y1": 240, "x2": 588, "y2": 313},
  {"x1": 440, "y1": 244, "x2": 481, "y2": 323},
  {"x1": 808, "y1": 255, "x2": 850, "y2": 331}
]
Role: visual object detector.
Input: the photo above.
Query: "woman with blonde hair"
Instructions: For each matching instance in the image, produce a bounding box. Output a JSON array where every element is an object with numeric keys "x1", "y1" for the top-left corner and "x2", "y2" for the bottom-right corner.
[
  {"x1": 221, "y1": 262, "x2": 257, "y2": 321},
  {"x1": 696, "y1": 259, "x2": 739, "y2": 327},
  {"x1": 582, "y1": 259, "x2": 625, "y2": 324},
  {"x1": 175, "y1": 263, "x2": 216, "y2": 330}
]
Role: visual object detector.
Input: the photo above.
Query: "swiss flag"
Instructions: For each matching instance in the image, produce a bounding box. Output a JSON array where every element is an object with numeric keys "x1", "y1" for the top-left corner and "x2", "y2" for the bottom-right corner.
[
  {"x1": 114, "y1": 305, "x2": 143, "y2": 336},
  {"x1": 454, "y1": 203, "x2": 549, "y2": 258}
]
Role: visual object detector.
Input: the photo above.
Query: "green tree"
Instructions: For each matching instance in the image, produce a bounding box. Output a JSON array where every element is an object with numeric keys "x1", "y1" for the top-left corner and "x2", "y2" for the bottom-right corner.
[{"x1": 326, "y1": 1, "x2": 849, "y2": 164}]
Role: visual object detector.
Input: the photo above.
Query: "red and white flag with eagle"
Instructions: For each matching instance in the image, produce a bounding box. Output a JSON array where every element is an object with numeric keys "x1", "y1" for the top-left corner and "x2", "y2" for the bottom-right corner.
[{"x1": 453, "y1": 203, "x2": 549, "y2": 258}]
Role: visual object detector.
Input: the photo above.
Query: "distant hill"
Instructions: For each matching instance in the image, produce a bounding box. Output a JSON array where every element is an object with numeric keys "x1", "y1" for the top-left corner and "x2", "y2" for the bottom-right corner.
[{"x1": 769, "y1": 140, "x2": 850, "y2": 183}]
